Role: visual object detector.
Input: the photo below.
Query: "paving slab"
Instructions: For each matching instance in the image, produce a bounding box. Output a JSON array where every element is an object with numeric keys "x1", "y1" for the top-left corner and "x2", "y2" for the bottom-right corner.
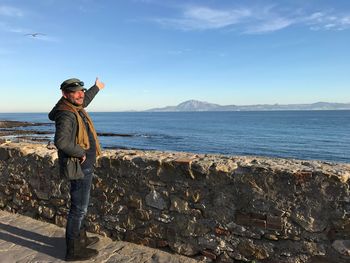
[{"x1": 0, "y1": 210, "x2": 199, "y2": 263}]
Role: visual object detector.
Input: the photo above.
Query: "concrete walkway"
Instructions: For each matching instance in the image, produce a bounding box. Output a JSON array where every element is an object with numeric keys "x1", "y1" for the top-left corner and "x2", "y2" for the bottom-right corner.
[{"x1": 0, "y1": 210, "x2": 198, "y2": 263}]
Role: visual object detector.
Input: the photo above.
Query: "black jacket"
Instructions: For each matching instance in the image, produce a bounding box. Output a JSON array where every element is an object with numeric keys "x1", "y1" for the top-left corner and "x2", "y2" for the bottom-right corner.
[{"x1": 48, "y1": 85, "x2": 99, "y2": 179}]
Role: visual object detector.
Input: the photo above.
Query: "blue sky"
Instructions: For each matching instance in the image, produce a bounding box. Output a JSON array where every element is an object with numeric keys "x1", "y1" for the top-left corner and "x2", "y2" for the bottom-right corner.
[{"x1": 0, "y1": 0, "x2": 349, "y2": 112}]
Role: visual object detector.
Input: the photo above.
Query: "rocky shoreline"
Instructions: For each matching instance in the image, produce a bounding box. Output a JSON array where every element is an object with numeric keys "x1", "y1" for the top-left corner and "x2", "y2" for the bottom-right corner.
[
  {"x1": 0, "y1": 120, "x2": 136, "y2": 145},
  {"x1": 0, "y1": 120, "x2": 51, "y2": 128},
  {"x1": 0, "y1": 120, "x2": 53, "y2": 143}
]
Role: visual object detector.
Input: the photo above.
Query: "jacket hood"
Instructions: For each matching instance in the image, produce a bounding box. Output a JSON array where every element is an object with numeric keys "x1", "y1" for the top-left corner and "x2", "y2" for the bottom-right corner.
[
  {"x1": 48, "y1": 104, "x2": 58, "y2": 121},
  {"x1": 48, "y1": 97, "x2": 64, "y2": 121}
]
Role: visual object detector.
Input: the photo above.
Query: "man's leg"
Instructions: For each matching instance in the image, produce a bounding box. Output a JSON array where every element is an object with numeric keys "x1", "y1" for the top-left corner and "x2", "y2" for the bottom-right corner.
[
  {"x1": 66, "y1": 168, "x2": 93, "y2": 239},
  {"x1": 65, "y1": 168, "x2": 97, "y2": 261},
  {"x1": 78, "y1": 171, "x2": 99, "y2": 247}
]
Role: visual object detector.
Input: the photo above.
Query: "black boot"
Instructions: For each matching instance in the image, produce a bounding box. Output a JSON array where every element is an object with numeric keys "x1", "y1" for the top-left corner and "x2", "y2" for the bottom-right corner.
[
  {"x1": 65, "y1": 238, "x2": 98, "y2": 261},
  {"x1": 79, "y1": 229, "x2": 100, "y2": 247}
]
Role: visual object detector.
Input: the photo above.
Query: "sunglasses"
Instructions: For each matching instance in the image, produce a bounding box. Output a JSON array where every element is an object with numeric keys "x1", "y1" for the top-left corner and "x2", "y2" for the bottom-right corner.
[{"x1": 62, "y1": 81, "x2": 85, "y2": 90}]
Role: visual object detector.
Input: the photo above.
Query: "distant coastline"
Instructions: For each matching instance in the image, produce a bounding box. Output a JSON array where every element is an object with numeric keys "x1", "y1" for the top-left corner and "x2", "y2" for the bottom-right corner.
[
  {"x1": 1, "y1": 101, "x2": 350, "y2": 114},
  {"x1": 146, "y1": 100, "x2": 350, "y2": 112}
]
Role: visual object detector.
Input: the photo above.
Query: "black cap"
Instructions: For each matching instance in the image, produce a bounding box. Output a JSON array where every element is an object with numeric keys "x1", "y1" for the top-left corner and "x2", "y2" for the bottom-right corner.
[{"x1": 60, "y1": 78, "x2": 86, "y2": 92}]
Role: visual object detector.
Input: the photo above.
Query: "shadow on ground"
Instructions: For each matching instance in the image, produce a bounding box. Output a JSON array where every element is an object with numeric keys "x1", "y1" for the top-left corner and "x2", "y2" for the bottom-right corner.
[{"x1": 0, "y1": 222, "x2": 65, "y2": 260}]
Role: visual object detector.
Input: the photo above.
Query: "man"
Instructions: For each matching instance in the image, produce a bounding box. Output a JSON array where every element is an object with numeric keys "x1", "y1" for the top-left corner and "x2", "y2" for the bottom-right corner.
[{"x1": 48, "y1": 77, "x2": 105, "y2": 261}]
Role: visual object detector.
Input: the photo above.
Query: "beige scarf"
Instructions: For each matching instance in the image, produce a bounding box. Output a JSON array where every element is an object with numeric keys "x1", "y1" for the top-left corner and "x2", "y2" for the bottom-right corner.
[{"x1": 55, "y1": 98, "x2": 102, "y2": 157}]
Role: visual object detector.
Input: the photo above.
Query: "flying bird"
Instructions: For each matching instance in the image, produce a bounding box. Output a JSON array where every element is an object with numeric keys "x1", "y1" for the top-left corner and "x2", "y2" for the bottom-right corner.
[{"x1": 25, "y1": 33, "x2": 46, "y2": 37}]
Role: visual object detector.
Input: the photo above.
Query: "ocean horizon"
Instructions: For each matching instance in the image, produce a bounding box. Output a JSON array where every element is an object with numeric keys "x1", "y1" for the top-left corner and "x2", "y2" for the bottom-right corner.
[{"x1": 0, "y1": 110, "x2": 349, "y2": 163}]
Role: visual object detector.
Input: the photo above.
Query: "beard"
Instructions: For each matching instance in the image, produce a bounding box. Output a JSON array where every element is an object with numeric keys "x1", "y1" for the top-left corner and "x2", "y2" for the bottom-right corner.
[{"x1": 67, "y1": 97, "x2": 84, "y2": 106}]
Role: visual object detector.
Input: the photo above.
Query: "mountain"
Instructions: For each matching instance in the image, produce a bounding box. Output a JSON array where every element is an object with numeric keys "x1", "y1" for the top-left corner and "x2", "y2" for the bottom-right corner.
[
  {"x1": 146, "y1": 100, "x2": 350, "y2": 112},
  {"x1": 146, "y1": 100, "x2": 220, "y2": 112}
]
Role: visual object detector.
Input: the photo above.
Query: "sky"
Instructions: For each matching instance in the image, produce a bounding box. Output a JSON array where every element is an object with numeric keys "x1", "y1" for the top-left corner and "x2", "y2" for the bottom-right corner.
[{"x1": 0, "y1": 0, "x2": 349, "y2": 112}]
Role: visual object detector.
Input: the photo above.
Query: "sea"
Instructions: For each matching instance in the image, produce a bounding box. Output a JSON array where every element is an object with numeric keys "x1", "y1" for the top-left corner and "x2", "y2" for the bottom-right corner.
[{"x1": 0, "y1": 111, "x2": 349, "y2": 163}]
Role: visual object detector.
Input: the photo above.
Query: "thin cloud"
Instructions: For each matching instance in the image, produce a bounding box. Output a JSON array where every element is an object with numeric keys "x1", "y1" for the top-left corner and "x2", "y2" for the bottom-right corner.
[
  {"x1": 152, "y1": 5, "x2": 350, "y2": 33},
  {"x1": 0, "y1": 5, "x2": 23, "y2": 17},
  {"x1": 306, "y1": 12, "x2": 350, "y2": 31},
  {"x1": 184, "y1": 6, "x2": 251, "y2": 28},
  {"x1": 246, "y1": 17, "x2": 295, "y2": 34},
  {"x1": 154, "y1": 6, "x2": 251, "y2": 30}
]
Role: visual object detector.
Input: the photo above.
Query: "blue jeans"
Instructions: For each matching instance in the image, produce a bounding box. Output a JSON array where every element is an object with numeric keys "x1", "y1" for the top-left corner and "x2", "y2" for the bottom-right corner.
[{"x1": 66, "y1": 167, "x2": 93, "y2": 240}]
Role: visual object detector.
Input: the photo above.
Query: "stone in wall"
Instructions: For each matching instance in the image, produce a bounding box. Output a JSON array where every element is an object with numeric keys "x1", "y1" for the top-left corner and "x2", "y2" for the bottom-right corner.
[{"x1": 145, "y1": 190, "x2": 168, "y2": 210}]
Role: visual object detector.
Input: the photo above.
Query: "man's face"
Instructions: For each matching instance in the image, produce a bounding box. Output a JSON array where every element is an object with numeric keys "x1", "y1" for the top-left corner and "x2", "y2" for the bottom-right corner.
[{"x1": 62, "y1": 90, "x2": 85, "y2": 106}]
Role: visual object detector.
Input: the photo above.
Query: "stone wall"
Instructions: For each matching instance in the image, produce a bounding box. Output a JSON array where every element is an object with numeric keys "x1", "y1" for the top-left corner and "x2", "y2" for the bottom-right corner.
[{"x1": 0, "y1": 142, "x2": 349, "y2": 263}]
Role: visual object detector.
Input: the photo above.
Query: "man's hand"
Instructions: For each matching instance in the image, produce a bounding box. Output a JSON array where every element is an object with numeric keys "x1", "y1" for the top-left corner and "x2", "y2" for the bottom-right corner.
[
  {"x1": 95, "y1": 77, "x2": 105, "y2": 90},
  {"x1": 80, "y1": 155, "x2": 86, "y2": 164}
]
